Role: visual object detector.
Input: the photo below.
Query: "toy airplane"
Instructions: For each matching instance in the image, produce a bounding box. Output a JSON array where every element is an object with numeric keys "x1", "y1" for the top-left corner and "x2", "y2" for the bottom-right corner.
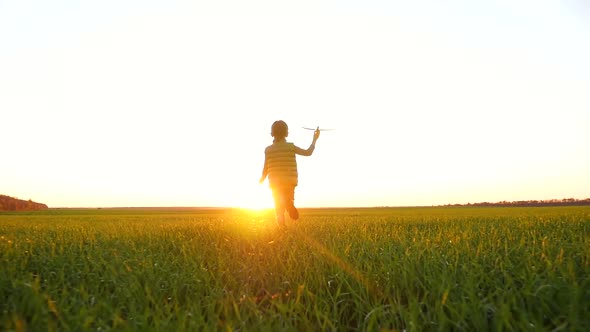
[{"x1": 302, "y1": 126, "x2": 334, "y2": 131}]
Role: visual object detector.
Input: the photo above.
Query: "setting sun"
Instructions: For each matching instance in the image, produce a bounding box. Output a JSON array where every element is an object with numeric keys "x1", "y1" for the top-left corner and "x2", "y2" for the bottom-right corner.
[{"x1": 232, "y1": 183, "x2": 274, "y2": 211}]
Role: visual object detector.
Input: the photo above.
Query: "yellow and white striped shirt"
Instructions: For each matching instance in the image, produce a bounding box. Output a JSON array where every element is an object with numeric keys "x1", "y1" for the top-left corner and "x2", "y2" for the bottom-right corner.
[{"x1": 262, "y1": 140, "x2": 315, "y2": 187}]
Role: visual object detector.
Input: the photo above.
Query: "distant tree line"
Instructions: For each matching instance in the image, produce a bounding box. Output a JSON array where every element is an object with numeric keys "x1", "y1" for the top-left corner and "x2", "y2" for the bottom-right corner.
[
  {"x1": 443, "y1": 198, "x2": 590, "y2": 207},
  {"x1": 0, "y1": 195, "x2": 48, "y2": 211}
]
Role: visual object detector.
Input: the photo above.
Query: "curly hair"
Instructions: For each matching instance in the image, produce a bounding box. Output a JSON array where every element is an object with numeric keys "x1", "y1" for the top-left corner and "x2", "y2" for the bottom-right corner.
[{"x1": 271, "y1": 120, "x2": 288, "y2": 142}]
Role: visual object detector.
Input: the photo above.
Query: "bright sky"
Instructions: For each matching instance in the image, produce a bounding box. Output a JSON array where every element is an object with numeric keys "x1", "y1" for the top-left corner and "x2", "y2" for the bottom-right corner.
[{"x1": 1, "y1": 1, "x2": 589, "y2": 208}]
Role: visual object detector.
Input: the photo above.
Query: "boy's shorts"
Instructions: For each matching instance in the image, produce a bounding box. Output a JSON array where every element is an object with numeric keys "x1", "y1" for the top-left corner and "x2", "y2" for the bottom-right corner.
[{"x1": 271, "y1": 186, "x2": 295, "y2": 207}]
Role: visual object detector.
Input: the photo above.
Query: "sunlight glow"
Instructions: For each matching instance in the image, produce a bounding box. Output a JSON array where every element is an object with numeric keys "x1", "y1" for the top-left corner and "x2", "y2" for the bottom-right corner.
[{"x1": 232, "y1": 184, "x2": 274, "y2": 211}]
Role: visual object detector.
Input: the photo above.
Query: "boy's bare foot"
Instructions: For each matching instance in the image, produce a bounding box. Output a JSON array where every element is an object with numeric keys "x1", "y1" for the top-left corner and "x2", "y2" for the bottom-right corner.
[
  {"x1": 288, "y1": 205, "x2": 299, "y2": 220},
  {"x1": 276, "y1": 217, "x2": 286, "y2": 227}
]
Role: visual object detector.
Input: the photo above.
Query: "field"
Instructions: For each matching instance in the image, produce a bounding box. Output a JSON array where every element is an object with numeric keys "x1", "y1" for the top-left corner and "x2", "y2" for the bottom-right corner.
[{"x1": 1, "y1": 206, "x2": 589, "y2": 331}]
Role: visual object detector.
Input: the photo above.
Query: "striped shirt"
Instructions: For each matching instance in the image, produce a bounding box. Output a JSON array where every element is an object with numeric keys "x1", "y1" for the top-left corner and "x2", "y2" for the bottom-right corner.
[{"x1": 262, "y1": 140, "x2": 315, "y2": 187}]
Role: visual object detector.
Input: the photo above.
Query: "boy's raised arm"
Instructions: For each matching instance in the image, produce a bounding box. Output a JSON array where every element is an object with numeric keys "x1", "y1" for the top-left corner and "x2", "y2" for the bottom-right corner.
[{"x1": 295, "y1": 129, "x2": 320, "y2": 156}]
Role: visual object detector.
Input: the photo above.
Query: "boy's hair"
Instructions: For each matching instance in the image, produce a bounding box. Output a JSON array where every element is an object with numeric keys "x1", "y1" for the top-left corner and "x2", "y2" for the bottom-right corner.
[{"x1": 271, "y1": 120, "x2": 288, "y2": 140}]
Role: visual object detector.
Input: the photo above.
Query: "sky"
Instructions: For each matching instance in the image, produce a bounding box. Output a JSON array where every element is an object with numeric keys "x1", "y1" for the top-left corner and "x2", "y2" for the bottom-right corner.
[{"x1": 1, "y1": 0, "x2": 589, "y2": 208}]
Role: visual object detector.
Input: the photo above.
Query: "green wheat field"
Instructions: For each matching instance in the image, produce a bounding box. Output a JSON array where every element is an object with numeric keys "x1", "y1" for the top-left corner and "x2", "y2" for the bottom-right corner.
[{"x1": 1, "y1": 206, "x2": 589, "y2": 331}]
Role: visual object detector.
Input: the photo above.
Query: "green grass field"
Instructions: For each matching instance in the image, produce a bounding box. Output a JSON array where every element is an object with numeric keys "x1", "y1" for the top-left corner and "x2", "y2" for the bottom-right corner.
[{"x1": 1, "y1": 206, "x2": 589, "y2": 331}]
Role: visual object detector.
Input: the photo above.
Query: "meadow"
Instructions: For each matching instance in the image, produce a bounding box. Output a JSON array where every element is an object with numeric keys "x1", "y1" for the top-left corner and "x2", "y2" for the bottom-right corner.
[{"x1": 1, "y1": 206, "x2": 588, "y2": 331}]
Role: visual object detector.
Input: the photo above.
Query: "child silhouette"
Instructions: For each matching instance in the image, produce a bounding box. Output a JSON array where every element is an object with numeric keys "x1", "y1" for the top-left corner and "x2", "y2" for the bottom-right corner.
[{"x1": 259, "y1": 120, "x2": 320, "y2": 226}]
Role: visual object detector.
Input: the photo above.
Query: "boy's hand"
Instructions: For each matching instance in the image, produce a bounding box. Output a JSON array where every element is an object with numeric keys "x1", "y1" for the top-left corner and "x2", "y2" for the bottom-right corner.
[
  {"x1": 259, "y1": 176, "x2": 265, "y2": 184},
  {"x1": 313, "y1": 127, "x2": 320, "y2": 141}
]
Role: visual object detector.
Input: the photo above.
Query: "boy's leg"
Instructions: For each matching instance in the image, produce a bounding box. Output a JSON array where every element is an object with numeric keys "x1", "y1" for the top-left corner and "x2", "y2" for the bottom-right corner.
[
  {"x1": 272, "y1": 188, "x2": 286, "y2": 226},
  {"x1": 285, "y1": 186, "x2": 299, "y2": 220},
  {"x1": 276, "y1": 210, "x2": 286, "y2": 226}
]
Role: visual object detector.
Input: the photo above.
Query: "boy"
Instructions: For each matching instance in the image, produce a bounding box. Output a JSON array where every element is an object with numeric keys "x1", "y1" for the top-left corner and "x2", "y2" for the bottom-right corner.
[{"x1": 259, "y1": 120, "x2": 320, "y2": 226}]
